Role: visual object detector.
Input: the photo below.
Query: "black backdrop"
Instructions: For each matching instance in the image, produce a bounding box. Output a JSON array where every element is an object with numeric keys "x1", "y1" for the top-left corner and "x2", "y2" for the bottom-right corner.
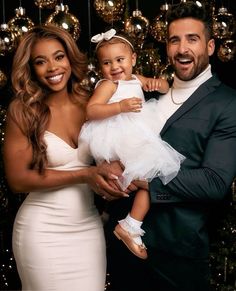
[
  {"x1": 0, "y1": 1, "x2": 235, "y2": 290},
  {"x1": 0, "y1": 0, "x2": 236, "y2": 105}
]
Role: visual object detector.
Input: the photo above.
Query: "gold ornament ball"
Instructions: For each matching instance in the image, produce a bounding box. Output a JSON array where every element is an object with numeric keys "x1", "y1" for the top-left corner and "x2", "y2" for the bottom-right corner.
[
  {"x1": 159, "y1": 63, "x2": 174, "y2": 84},
  {"x1": 93, "y1": 0, "x2": 125, "y2": 24},
  {"x1": 150, "y1": 4, "x2": 169, "y2": 43},
  {"x1": 135, "y1": 48, "x2": 162, "y2": 77},
  {"x1": 217, "y1": 39, "x2": 235, "y2": 62},
  {"x1": 34, "y1": 0, "x2": 58, "y2": 9},
  {"x1": 0, "y1": 24, "x2": 16, "y2": 56},
  {"x1": 0, "y1": 70, "x2": 7, "y2": 89},
  {"x1": 81, "y1": 61, "x2": 101, "y2": 93},
  {"x1": 81, "y1": 71, "x2": 100, "y2": 93},
  {"x1": 213, "y1": 7, "x2": 235, "y2": 39},
  {"x1": 8, "y1": 7, "x2": 35, "y2": 41},
  {"x1": 124, "y1": 10, "x2": 149, "y2": 49},
  {"x1": 46, "y1": 4, "x2": 80, "y2": 41}
]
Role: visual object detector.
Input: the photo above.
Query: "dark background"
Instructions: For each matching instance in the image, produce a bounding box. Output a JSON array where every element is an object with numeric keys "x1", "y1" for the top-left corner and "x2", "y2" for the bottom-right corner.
[
  {"x1": 0, "y1": 1, "x2": 235, "y2": 290},
  {"x1": 1, "y1": 0, "x2": 235, "y2": 51},
  {"x1": 0, "y1": 0, "x2": 236, "y2": 104}
]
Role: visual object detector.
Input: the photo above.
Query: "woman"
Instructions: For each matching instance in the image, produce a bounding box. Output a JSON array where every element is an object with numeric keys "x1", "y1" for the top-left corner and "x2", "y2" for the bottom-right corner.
[{"x1": 3, "y1": 25, "x2": 125, "y2": 291}]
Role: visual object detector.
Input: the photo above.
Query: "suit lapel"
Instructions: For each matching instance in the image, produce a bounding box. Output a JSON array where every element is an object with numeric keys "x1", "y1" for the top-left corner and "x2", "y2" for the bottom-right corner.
[{"x1": 160, "y1": 75, "x2": 221, "y2": 135}]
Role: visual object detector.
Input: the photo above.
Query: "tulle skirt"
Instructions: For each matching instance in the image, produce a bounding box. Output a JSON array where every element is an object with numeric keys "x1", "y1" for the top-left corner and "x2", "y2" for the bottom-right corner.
[{"x1": 79, "y1": 99, "x2": 185, "y2": 190}]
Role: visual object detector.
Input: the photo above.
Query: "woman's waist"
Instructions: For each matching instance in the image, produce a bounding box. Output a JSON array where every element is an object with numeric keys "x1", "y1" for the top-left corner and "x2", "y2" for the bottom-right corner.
[{"x1": 25, "y1": 184, "x2": 96, "y2": 213}]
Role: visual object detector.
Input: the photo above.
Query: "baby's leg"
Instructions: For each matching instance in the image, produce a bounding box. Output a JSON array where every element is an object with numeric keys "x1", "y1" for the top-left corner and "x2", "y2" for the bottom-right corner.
[
  {"x1": 113, "y1": 189, "x2": 150, "y2": 259},
  {"x1": 130, "y1": 189, "x2": 150, "y2": 222}
]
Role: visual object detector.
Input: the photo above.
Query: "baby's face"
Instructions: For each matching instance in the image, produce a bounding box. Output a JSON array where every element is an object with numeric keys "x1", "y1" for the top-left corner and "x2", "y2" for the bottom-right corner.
[{"x1": 97, "y1": 42, "x2": 136, "y2": 82}]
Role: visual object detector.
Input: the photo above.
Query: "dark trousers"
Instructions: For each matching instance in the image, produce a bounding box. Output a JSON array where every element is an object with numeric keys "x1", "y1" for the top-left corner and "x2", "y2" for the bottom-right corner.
[
  {"x1": 106, "y1": 233, "x2": 154, "y2": 291},
  {"x1": 106, "y1": 237, "x2": 210, "y2": 291},
  {"x1": 105, "y1": 199, "x2": 211, "y2": 291},
  {"x1": 148, "y1": 248, "x2": 210, "y2": 291}
]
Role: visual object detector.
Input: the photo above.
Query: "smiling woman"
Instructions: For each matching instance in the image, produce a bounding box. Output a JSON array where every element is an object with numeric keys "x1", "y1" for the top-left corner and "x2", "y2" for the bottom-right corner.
[
  {"x1": 0, "y1": 1, "x2": 235, "y2": 290},
  {"x1": 2, "y1": 25, "x2": 113, "y2": 291},
  {"x1": 0, "y1": 0, "x2": 235, "y2": 104},
  {"x1": 31, "y1": 38, "x2": 72, "y2": 92}
]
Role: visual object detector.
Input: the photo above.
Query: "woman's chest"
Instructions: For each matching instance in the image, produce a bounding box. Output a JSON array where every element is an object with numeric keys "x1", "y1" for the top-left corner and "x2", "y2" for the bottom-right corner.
[{"x1": 47, "y1": 104, "x2": 86, "y2": 148}]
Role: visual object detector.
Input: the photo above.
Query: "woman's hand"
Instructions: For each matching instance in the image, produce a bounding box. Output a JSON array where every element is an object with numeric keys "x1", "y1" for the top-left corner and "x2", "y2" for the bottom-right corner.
[{"x1": 87, "y1": 162, "x2": 129, "y2": 201}]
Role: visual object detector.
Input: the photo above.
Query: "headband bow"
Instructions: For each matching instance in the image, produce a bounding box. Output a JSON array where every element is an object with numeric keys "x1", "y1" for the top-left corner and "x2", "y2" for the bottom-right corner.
[
  {"x1": 91, "y1": 28, "x2": 116, "y2": 43},
  {"x1": 91, "y1": 28, "x2": 134, "y2": 51}
]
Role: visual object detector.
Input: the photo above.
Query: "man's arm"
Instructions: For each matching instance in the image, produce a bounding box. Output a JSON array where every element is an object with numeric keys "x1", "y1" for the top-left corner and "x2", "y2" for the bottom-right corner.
[{"x1": 150, "y1": 96, "x2": 236, "y2": 203}]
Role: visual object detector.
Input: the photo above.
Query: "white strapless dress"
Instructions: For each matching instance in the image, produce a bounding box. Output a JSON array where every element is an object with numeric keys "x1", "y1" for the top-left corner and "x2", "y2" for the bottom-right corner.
[{"x1": 12, "y1": 131, "x2": 106, "y2": 291}]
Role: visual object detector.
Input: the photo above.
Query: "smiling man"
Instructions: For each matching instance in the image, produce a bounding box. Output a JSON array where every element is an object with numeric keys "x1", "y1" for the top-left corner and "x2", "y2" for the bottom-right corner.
[{"x1": 104, "y1": 1, "x2": 236, "y2": 291}]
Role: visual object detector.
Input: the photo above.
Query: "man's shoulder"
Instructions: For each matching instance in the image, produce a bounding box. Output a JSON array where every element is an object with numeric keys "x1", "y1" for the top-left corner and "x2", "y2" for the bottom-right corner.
[{"x1": 205, "y1": 75, "x2": 236, "y2": 100}]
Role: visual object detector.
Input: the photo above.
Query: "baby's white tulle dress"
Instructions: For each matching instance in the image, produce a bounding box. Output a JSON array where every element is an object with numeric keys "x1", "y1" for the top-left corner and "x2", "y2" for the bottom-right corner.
[{"x1": 79, "y1": 76, "x2": 185, "y2": 190}]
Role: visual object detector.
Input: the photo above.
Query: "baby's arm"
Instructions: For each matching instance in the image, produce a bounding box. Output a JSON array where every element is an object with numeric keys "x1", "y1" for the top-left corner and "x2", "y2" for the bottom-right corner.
[
  {"x1": 87, "y1": 80, "x2": 143, "y2": 120},
  {"x1": 136, "y1": 74, "x2": 169, "y2": 94}
]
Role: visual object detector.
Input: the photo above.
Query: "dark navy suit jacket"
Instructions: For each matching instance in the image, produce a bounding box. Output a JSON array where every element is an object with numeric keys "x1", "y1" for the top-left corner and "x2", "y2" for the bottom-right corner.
[{"x1": 144, "y1": 75, "x2": 236, "y2": 259}]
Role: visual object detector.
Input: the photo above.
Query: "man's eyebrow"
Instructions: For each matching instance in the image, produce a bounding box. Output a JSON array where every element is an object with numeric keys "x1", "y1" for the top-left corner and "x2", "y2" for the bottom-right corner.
[{"x1": 168, "y1": 33, "x2": 200, "y2": 40}]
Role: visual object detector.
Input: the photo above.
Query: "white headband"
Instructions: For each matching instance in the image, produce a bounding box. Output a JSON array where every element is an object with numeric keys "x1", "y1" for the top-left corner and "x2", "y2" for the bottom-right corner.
[{"x1": 91, "y1": 28, "x2": 134, "y2": 51}]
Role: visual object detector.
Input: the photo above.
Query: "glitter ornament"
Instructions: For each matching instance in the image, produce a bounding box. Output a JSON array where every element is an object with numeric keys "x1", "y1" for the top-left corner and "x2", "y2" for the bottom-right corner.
[
  {"x1": 0, "y1": 70, "x2": 7, "y2": 89},
  {"x1": 0, "y1": 24, "x2": 16, "y2": 56},
  {"x1": 45, "y1": 4, "x2": 80, "y2": 41},
  {"x1": 213, "y1": 7, "x2": 235, "y2": 39},
  {"x1": 149, "y1": 3, "x2": 169, "y2": 43},
  {"x1": 93, "y1": 0, "x2": 125, "y2": 24},
  {"x1": 217, "y1": 39, "x2": 235, "y2": 62},
  {"x1": 135, "y1": 48, "x2": 162, "y2": 77},
  {"x1": 8, "y1": 7, "x2": 34, "y2": 41},
  {"x1": 80, "y1": 60, "x2": 101, "y2": 93},
  {"x1": 124, "y1": 9, "x2": 149, "y2": 49},
  {"x1": 34, "y1": 0, "x2": 58, "y2": 9},
  {"x1": 159, "y1": 62, "x2": 174, "y2": 84}
]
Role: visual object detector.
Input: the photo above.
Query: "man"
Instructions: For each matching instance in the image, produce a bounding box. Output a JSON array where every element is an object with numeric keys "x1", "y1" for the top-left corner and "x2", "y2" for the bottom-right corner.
[{"x1": 98, "y1": 1, "x2": 236, "y2": 290}]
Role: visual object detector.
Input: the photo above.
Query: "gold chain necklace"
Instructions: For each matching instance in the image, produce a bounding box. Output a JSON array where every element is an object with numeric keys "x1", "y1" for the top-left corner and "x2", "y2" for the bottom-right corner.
[{"x1": 170, "y1": 87, "x2": 185, "y2": 105}]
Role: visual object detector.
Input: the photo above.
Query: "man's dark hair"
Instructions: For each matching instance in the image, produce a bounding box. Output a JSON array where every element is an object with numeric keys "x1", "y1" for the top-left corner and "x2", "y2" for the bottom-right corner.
[{"x1": 166, "y1": 1, "x2": 213, "y2": 40}]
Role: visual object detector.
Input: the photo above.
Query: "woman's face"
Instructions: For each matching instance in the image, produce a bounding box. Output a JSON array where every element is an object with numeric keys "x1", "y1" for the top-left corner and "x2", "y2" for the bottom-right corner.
[{"x1": 31, "y1": 38, "x2": 72, "y2": 93}]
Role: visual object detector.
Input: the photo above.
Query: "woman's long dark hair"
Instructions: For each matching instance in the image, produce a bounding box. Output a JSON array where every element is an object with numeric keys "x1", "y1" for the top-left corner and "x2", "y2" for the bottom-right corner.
[{"x1": 10, "y1": 24, "x2": 90, "y2": 173}]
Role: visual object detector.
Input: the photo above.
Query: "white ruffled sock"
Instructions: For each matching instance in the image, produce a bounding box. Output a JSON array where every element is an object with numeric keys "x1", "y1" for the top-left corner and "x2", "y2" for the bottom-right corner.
[{"x1": 118, "y1": 213, "x2": 145, "y2": 245}]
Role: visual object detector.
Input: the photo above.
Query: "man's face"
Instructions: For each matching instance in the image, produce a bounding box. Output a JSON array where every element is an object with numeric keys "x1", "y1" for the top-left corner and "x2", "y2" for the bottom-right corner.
[{"x1": 167, "y1": 17, "x2": 215, "y2": 81}]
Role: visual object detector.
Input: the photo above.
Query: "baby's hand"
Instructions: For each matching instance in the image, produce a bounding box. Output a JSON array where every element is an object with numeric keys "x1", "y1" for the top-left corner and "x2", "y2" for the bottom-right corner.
[
  {"x1": 142, "y1": 78, "x2": 163, "y2": 92},
  {"x1": 119, "y1": 97, "x2": 142, "y2": 113}
]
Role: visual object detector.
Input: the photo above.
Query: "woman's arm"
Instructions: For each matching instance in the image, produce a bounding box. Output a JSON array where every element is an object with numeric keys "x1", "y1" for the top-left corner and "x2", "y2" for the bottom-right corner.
[
  {"x1": 136, "y1": 74, "x2": 169, "y2": 94},
  {"x1": 3, "y1": 113, "x2": 126, "y2": 200},
  {"x1": 86, "y1": 80, "x2": 143, "y2": 120}
]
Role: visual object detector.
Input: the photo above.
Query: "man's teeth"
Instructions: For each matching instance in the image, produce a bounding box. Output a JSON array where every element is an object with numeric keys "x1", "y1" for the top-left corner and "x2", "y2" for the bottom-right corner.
[{"x1": 178, "y1": 58, "x2": 191, "y2": 62}]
